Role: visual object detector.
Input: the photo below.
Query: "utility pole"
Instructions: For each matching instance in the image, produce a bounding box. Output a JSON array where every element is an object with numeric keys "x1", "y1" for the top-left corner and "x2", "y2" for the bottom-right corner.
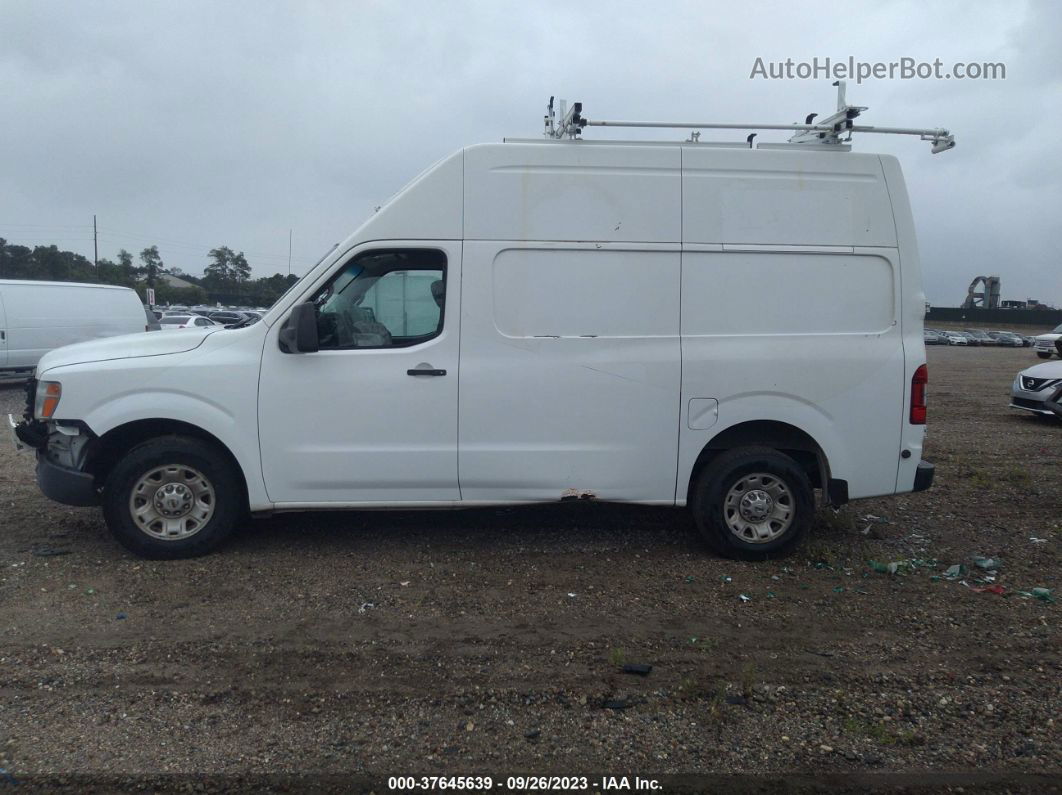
[
  {"x1": 93, "y1": 214, "x2": 99, "y2": 278},
  {"x1": 287, "y1": 229, "x2": 293, "y2": 276}
]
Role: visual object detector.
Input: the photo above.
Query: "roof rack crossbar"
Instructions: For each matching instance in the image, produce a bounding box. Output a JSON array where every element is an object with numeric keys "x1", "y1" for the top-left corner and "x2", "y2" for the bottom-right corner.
[{"x1": 544, "y1": 82, "x2": 956, "y2": 154}]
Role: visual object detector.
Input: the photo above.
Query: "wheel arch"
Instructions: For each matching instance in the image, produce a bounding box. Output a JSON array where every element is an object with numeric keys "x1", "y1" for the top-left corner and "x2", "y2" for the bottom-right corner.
[
  {"x1": 686, "y1": 420, "x2": 837, "y2": 505},
  {"x1": 87, "y1": 418, "x2": 250, "y2": 510}
]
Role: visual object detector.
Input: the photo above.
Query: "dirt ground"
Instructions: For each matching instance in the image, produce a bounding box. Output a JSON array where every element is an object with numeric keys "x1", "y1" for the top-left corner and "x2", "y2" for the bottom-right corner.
[{"x1": 0, "y1": 345, "x2": 1058, "y2": 792}]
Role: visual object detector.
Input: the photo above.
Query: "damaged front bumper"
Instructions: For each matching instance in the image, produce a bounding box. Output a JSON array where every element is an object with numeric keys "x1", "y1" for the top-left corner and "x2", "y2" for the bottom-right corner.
[{"x1": 9, "y1": 414, "x2": 101, "y2": 507}]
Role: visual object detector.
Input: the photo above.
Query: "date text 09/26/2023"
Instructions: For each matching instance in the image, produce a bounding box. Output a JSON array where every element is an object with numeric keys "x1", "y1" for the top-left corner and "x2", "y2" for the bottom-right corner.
[{"x1": 387, "y1": 775, "x2": 662, "y2": 791}]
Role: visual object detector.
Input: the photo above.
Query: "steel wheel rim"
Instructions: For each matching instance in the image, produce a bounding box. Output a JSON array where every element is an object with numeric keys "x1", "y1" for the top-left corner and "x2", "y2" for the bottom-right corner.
[
  {"x1": 723, "y1": 472, "x2": 794, "y2": 544},
  {"x1": 129, "y1": 464, "x2": 216, "y2": 541}
]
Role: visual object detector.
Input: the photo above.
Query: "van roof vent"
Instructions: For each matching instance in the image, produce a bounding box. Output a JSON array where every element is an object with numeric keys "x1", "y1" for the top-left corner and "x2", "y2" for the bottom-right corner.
[{"x1": 544, "y1": 82, "x2": 955, "y2": 154}]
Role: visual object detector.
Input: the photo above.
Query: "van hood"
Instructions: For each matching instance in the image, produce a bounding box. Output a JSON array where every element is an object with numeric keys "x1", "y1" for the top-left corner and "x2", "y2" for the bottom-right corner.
[{"x1": 36, "y1": 329, "x2": 217, "y2": 374}]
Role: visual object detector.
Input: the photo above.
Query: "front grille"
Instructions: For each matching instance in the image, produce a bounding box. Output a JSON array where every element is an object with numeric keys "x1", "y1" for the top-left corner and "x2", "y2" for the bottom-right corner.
[
  {"x1": 23, "y1": 377, "x2": 37, "y2": 422},
  {"x1": 1012, "y1": 397, "x2": 1045, "y2": 411},
  {"x1": 1023, "y1": 376, "x2": 1046, "y2": 391}
]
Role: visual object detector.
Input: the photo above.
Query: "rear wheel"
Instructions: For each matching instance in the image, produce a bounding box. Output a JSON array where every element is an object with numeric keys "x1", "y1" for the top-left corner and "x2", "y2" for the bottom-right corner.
[
  {"x1": 1038, "y1": 352, "x2": 1052, "y2": 359},
  {"x1": 102, "y1": 436, "x2": 241, "y2": 559},
  {"x1": 691, "y1": 446, "x2": 814, "y2": 559}
]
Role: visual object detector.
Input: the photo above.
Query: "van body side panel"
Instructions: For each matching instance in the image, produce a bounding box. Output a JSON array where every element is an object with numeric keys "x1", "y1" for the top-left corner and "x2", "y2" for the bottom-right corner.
[
  {"x1": 0, "y1": 291, "x2": 7, "y2": 367},
  {"x1": 678, "y1": 147, "x2": 904, "y2": 501},
  {"x1": 0, "y1": 282, "x2": 146, "y2": 371},
  {"x1": 678, "y1": 247, "x2": 905, "y2": 500},
  {"x1": 879, "y1": 155, "x2": 928, "y2": 492},
  {"x1": 681, "y1": 147, "x2": 898, "y2": 247},
  {"x1": 463, "y1": 143, "x2": 681, "y2": 243},
  {"x1": 458, "y1": 241, "x2": 681, "y2": 502}
]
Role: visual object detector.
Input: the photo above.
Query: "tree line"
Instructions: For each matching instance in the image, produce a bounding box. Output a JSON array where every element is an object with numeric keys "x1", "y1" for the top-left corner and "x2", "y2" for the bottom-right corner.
[{"x1": 0, "y1": 238, "x2": 299, "y2": 307}]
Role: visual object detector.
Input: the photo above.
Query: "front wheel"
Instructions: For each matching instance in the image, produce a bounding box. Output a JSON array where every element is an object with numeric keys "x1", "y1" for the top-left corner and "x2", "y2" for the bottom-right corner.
[
  {"x1": 102, "y1": 435, "x2": 242, "y2": 559},
  {"x1": 691, "y1": 446, "x2": 814, "y2": 559},
  {"x1": 1037, "y1": 352, "x2": 1052, "y2": 359}
]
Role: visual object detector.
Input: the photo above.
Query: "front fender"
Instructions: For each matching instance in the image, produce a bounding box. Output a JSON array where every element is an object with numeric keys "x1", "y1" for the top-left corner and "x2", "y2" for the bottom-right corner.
[{"x1": 37, "y1": 328, "x2": 270, "y2": 510}]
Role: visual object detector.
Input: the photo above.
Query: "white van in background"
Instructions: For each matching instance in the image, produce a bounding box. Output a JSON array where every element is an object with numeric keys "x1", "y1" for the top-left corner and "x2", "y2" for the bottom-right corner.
[
  {"x1": 0, "y1": 280, "x2": 150, "y2": 376},
  {"x1": 13, "y1": 91, "x2": 943, "y2": 561}
]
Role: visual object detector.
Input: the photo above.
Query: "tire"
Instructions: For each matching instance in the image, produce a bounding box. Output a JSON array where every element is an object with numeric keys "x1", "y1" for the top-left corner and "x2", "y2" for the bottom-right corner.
[
  {"x1": 102, "y1": 435, "x2": 241, "y2": 559},
  {"x1": 690, "y1": 446, "x2": 814, "y2": 560},
  {"x1": 1038, "y1": 352, "x2": 1052, "y2": 359}
]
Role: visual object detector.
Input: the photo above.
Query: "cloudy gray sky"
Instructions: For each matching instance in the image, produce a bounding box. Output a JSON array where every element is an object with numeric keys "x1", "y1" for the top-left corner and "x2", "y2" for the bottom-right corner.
[{"x1": 2, "y1": 0, "x2": 1059, "y2": 305}]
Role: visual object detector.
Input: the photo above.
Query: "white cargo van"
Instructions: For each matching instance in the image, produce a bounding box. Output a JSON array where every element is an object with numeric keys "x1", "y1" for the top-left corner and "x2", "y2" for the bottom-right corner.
[
  {"x1": 11, "y1": 90, "x2": 943, "y2": 559},
  {"x1": 0, "y1": 280, "x2": 150, "y2": 376}
]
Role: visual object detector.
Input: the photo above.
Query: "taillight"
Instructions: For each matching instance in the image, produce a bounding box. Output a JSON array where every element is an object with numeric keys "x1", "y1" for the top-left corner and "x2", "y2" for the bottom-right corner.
[{"x1": 910, "y1": 364, "x2": 927, "y2": 424}]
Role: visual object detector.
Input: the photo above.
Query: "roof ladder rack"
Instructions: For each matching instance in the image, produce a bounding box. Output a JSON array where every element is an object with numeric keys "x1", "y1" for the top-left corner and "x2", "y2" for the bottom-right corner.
[{"x1": 543, "y1": 82, "x2": 956, "y2": 154}]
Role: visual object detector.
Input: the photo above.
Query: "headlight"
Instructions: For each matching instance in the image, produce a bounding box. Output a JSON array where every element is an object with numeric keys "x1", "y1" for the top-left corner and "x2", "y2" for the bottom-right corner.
[{"x1": 35, "y1": 381, "x2": 62, "y2": 419}]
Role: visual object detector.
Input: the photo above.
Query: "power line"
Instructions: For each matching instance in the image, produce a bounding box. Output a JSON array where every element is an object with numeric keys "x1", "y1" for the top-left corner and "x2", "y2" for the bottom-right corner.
[{"x1": 96, "y1": 229, "x2": 299, "y2": 263}]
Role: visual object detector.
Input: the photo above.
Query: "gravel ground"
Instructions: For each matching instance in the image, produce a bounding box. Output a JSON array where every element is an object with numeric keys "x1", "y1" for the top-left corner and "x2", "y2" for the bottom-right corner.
[{"x1": 0, "y1": 346, "x2": 1058, "y2": 791}]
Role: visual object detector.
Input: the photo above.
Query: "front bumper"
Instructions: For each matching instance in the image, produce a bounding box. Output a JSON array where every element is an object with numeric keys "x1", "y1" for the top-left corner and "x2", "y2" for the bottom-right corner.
[
  {"x1": 1010, "y1": 379, "x2": 1062, "y2": 417},
  {"x1": 913, "y1": 460, "x2": 934, "y2": 492},
  {"x1": 36, "y1": 452, "x2": 100, "y2": 506},
  {"x1": 11, "y1": 412, "x2": 101, "y2": 507}
]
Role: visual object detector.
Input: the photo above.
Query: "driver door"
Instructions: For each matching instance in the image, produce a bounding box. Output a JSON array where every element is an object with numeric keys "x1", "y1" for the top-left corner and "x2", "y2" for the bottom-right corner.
[{"x1": 258, "y1": 242, "x2": 461, "y2": 504}]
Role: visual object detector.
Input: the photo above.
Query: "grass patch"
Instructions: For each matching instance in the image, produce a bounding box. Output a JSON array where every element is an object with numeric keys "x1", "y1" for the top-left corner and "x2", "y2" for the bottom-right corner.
[
  {"x1": 1002, "y1": 466, "x2": 1031, "y2": 487},
  {"x1": 608, "y1": 648, "x2": 625, "y2": 667},
  {"x1": 842, "y1": 718, "x2": 923, "y2": 746},
  {"x1": 739, "y1": 662, "x2": 757, "y2": 698}
]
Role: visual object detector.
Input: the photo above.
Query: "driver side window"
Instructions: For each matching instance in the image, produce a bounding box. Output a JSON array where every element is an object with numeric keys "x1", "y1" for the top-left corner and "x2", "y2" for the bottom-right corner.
[{"x1": 312, "y1": 249, "x2": 447, "y2": 350}]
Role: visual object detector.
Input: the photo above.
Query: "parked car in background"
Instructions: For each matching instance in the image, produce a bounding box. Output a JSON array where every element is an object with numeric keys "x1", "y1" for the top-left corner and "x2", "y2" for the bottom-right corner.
[
  {"x1": 1033, "y1": 324, "x2": 1062, "y2": 359},
  {"x1": 964, "y1": 329, "x2": 997, "y2": 346},
  {"x1": 923, "y1": 329, "x2": 944, "y2": 345},
  {"x1": 956, "y1": 331, "x2": 979, "y2": 346},
  {"x1": 0, "y1": 280, "x2": 149, "y2": 376},
  {"x1": 989, "y1": 331, "x2": 1024, "y2": 348},
  {"x1": 158, "y1": 314, "x2": 220, "y2": 330},
  {"x1": 1010, "y1": 359, "x2": 1062, "y2": 417},
  {"x1": 943, "y1": 332, "x2": 968, "y2": 346},
  {"x1": 144, "y1": 307, "x2": 162, "y2": 332},
  {"x1": 207, "y1": 311, "x2": 246, "y2": 326}
]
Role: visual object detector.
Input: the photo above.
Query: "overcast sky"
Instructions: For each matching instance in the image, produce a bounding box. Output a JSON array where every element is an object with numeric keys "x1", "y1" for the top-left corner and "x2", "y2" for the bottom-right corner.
[{"x1": 2, "y1": 0, "x2": 1059, "y2": 306}]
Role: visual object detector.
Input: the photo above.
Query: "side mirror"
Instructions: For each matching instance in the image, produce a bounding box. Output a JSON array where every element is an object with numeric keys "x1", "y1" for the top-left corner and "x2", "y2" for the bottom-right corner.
[{"x1": 278, "y1": 302, "x2": 319, "y2": 353}]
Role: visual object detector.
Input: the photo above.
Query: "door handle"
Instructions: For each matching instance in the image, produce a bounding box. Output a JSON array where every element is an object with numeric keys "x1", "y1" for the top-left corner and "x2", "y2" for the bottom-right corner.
[{"x1": 407, "y1": 368, "x2": 446, "y2": 376}]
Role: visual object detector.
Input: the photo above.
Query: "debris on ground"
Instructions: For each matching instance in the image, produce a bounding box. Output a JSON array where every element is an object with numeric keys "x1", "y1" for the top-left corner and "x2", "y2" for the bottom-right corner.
[
  {"x1": 622, "y1": 663, "x2": 652, "y2": 676},
  {"x1": 974, "y1": 556, "x2": 1003, "y2": 571},
  {"x1": 1025, "y1": 587, "x2": 1055, "y2": 603},
  {"x1": 358, "y1": 602, "x2": 375, "y2": 614},
  {"x1": 972, "y1": 585, "x2": 1006, "y2": 595},
  {"x1": 738, "y1": 594, "x2": 751, "y2": 603},
  {"x1": 31, "y1": 546, "x2": 72, "y2": 557}
]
